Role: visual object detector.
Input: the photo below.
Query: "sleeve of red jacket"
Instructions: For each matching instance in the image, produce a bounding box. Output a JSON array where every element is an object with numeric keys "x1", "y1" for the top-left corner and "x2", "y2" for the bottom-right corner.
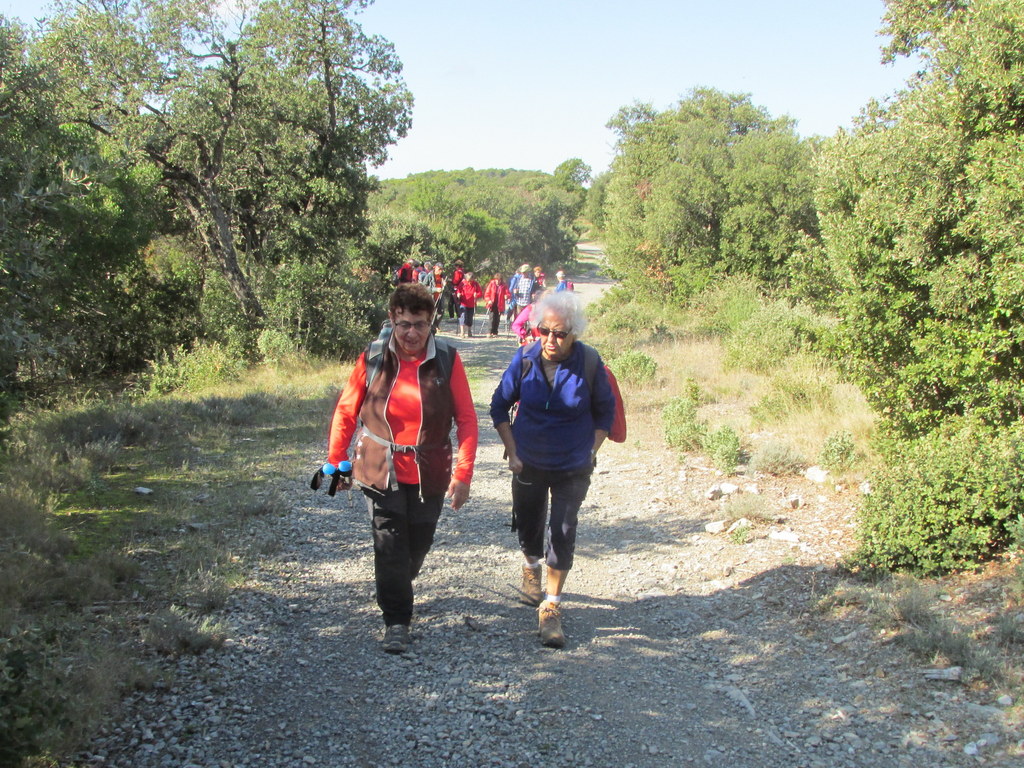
[
  {"x1": 449, "y1": 352, "x2": 479, "y2": 485},
  {"x1": 326, "y1": 354, "x2": 368, "y2": 466}
]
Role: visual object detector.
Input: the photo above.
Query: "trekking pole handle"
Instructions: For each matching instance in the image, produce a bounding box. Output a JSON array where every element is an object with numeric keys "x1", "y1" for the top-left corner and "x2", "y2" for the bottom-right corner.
[{"x1": 325, "y1": 460, "x2": 353, "y2": 496}]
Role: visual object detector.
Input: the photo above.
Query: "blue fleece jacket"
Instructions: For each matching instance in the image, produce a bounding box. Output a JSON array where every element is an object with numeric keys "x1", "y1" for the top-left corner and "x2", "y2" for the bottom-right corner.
[{"x1": 490, "y1": 341, "x2": 616, "y2": 472}]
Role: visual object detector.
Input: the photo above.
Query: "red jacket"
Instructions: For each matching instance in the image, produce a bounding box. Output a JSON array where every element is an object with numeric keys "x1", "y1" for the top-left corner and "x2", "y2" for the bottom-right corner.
[
  {"x1": 484, "y1": 279, "x2": 510, "y2": 313},
  {"x1": 327, "y1": 339, "x2": 478, "y2": 491},
  {"x1": 457, "y1": 279, "x2": 483, "y2": 308}
]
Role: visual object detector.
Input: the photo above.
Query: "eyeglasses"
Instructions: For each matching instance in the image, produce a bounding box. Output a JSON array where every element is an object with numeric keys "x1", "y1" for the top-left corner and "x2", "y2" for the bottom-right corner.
[
  {"x1": 537, "y1": 326, "x2": 570, "y2": 340},
  {"x1": 394, "y1": 320, "x2": 430, "y2": 332}
]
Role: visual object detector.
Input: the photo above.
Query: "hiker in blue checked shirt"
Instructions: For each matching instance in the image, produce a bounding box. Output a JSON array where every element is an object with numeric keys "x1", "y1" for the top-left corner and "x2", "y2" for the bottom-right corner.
[{"x1": 489, "y1": 290, "x2": 615, "y2": 649}]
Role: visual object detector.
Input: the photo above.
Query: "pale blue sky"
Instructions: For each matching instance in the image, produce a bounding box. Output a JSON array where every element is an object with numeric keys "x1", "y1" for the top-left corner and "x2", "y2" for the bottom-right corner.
[{"x1": 2, "y1": 0, "x2": 918, "y2": 180}]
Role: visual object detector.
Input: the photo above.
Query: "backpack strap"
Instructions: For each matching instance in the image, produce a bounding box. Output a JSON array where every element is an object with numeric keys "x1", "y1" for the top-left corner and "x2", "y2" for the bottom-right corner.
[
  {"x1": 517, "y1": 341, "x2": 540, "y2": 387},
  {"x1": 365, "y1": 322, "x2": 392, "y2": 390},
  {"x1": 580, "y1": 343, "x2": 599, "y2": 392},
  {"x1": 432, "y1": 337, "x2": 455, "y2": 384}
]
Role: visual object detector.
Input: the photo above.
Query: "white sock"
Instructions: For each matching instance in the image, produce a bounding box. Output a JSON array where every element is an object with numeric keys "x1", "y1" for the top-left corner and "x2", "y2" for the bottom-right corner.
[
  {"x1": 545, "y1": 594, "x2": 561, "y2": 604},
  {"x1": 525, "y1": 561, "x2": 541, "y2": 569}
]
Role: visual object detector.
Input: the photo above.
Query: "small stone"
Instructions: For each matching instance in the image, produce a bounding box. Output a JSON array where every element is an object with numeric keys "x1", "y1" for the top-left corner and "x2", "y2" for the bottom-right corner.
[
  {"x1": 134, "y1": 487, "x2": 154, "y2": 495},
  {"x1": 996, "y1": 695, "x2": 1014, "y2": 707},
  {"x1": 804, "y1": 466, "x2": 829, "y2": 483},
  {"x1": 705, "y1": 520, "x2": 727, "y2": 534}
]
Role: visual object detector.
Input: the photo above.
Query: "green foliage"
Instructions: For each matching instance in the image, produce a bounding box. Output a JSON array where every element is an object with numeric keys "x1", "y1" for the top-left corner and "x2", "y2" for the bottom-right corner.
[
  {"x1": 724, "y1": 300, "x2": 831, "y2": 372},
  {"x1": 602, "y1": 88, "x2": 820, "y2": 298},
  {"x1": 44, "y1": 0, "x2": 412, "y2": 342},
  {"x1": 849, "y1": 417, "x2": 1024, "y2": 575},
  {"x1": 373, "y1": 169, "x2": 582, "y2": 276},
  {"x1": 750, "y1": 440, "x2": 806, "y2": 475},
  {"x1": 818, "y1": 0, "x2": 1024, "y2": 437},
  {"x1": 0, "y1": 628, "x2": 64, "y2": 766},
  {"x1": 703, "y1": 424, "x2": 743, "y2": 474},
  {"x1": 608, "y1": 350, "x2": 657, "y2": 385},
  {"x1": 688, "y1": 276, "x2": 763, "y2": 337},
  {"x1": 585, "y1": 283, "x2": 677, "y2": 346},
  {"x1": 257, "y1": 329, "x2": 299, "y2": 365},
  {"x1": 141, "y1": 607, "x2": 228, "y2": 656},
  {"x1": 146, "y1": 343, "x2": 246, "y2": 395},
  {"x1": 819, "y1": 430, "x2": 856, "y2": 472},
  {"x1": 662, "y1": 394, "x2": 705, "y2": 451},
  {"x1": 582, "y1": 171, "x2": 610, "y2": 232}
]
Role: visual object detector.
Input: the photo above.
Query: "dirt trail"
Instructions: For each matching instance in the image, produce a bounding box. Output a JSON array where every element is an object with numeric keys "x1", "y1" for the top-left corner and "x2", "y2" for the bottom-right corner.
[{"x1": 68, "y1": 249, "x2": 1021, "y2": 768}]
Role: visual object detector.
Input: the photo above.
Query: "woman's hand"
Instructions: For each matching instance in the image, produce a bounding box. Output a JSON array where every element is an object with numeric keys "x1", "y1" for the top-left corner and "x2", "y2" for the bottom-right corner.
[{"x1": 445, "y1": 479, "x2": 470, "y2": 511}]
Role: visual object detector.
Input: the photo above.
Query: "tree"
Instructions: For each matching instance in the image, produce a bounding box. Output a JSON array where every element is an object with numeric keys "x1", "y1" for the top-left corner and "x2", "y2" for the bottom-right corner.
[
  {"x1": 44, "y1": 0, "x2": 411, "y2": 345},
  {"x1": 373, "y1": 169, "x2": 581, "y2": 275},
  {"x1": 818, "y1": 0, "x2": 1024, "y2": 435},
  {"x1": 553, "y1": 157, "x2": 591, "y2": 190},
  {"x1": 602, "y1": 88, "x2": 818, "y2": 297}
]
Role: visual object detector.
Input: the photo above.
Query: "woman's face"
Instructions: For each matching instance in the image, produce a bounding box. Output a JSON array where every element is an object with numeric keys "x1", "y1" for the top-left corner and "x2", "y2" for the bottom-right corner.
[
  {"x1": 390, "y1": 308, "x2": 432, "y2": 359},
  {"x1": 537, "y1": 309, "x2": 575, "y2": 362}
]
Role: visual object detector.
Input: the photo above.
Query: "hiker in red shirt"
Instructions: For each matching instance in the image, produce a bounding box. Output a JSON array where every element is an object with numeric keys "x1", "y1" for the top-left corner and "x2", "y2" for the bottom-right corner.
[
  {"x1": 484, "y1": 272, "x2": 511, "y2": 337},
  {"x1": 324, "y1": 283, "x2": 478, "y2": 654},
  {"x1": 456, "y1": 271, "x2": 483, "y2": 337}
]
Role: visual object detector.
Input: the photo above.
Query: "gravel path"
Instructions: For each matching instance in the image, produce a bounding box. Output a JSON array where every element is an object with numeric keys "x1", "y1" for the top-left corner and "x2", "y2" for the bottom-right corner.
[{"x1": 67, "y1": 277, "x2": 1021, "y2": 768}]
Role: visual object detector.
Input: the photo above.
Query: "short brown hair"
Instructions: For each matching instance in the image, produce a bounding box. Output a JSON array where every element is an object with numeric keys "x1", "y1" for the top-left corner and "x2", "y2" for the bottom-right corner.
[{"x1": 389, "y1": 282, "x2": 434, "y2": 316}]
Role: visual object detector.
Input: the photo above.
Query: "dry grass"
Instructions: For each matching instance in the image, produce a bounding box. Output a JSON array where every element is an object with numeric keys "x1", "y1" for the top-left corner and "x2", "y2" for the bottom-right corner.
[
  {"x1": 609, "y1": 337, "x2": 876, "y2": 479},
  {"x1": 0, "y1": 357, "x2": 347, "y2": 764}
]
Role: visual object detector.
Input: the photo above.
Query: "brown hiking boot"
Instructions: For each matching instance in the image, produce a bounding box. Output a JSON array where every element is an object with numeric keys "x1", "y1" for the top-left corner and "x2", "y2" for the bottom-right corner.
[
  {"x1": 538, "y1": 600, "x2": 565, "y2": 648},
  {"x1": 520, "y1": 565, "x2": 543, "y2": 606}
]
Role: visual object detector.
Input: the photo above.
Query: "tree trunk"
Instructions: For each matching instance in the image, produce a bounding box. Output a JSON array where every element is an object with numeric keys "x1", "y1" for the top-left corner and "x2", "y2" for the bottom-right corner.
[{"x1": 183, "y1": 188, "x2": 265, "y2": 332}]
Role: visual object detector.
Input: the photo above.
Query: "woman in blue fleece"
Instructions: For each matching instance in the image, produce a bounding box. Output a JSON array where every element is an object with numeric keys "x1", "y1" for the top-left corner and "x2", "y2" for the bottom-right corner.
[{"x1": 490, "y1": 290, "x2": 616, "y2": 648}]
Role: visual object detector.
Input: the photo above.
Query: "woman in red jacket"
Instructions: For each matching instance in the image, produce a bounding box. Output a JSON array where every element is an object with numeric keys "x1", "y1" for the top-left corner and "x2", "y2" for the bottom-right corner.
[
  {"x1": 324, "y1": 283, "x2": 478, "y2": 654},
  {"x1": 483, "y1": 272, "x2": 511, "y2": 337},
  {"x1": 456, "y1": 271, "x2": 483, "y2": 337}
]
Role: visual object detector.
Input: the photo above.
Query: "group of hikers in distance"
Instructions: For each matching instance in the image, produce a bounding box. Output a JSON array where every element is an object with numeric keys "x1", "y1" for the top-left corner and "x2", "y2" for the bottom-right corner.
[
  {"x1": 394, "y1": 258, "x2": 574, "y2": 341},
  {"x1": 316, "y1": 275, "x2": 612, "y2": 656}
]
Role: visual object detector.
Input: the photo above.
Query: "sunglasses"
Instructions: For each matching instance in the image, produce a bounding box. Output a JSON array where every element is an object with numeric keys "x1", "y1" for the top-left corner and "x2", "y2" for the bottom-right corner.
[{"x1": 537, "y1": 325, "x2": 570, "y2": 340}]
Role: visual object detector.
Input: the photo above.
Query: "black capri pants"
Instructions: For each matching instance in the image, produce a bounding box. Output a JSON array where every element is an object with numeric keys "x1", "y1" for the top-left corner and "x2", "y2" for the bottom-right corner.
[{"x1": 511, "y1": 462, "x2": 592, "y2": 571}]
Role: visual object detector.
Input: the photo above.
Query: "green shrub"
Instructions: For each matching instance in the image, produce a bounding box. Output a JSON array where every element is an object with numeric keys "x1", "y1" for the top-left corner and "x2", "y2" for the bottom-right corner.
[
  {"x1": 723, "y1": 300, "x2": 830, "y2": 373},
  {"x1": 703, "y1": 425, "x2": 742, "y2": 474},
  {"x1": 257, "y1": 328, "x2": 299, "y2": 365},
  {"x1": 848, "y1": 417, "x2": 1024, "y2": 575},
  {"x1": 609, "y1": 350, "x2": 657, "y2": 385},
  {"x1": 689, "y1": 276, "x2": 762, "y2": 337},
  {"x1": 662, "y1": 395, "x2": 705, "y2": 451},
  {"x1": 146, "y1": 342, "x2": 246, "y2": 395},
  {"x1": 0, "y1": 629, "x2": 61, "y2": 766},
  {"x1": 750, "y1": 440, "x2": 805, "y2": 475},
  {"x1": 588, "y1": 285, "x2": 674, "y2": 343},
  {"x1": 820, "y1": 430, "x2": 856, "y2": 472}
]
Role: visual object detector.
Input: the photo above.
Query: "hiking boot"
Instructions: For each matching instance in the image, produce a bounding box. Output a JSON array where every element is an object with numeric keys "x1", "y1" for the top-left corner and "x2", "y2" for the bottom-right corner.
[
  {"x1": 538, "y1": 600, "x2": 565, "y2": 648},
  {"x1": 520, "y1": 565, "x2": 543, "y2": 606},
  {"x1": 382, "y1": 624, "x2": 411, "y2": 654}
]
